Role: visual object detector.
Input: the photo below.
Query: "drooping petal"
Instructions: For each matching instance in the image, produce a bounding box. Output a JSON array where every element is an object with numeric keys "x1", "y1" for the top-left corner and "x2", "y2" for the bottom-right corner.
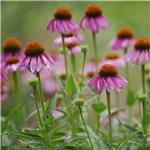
[
  {"x1": 80, "y1": 16, "x2": 86, "y2": 28},
  {"x1": 29, "y1": 57, "x2": 37, "y2": 73}
]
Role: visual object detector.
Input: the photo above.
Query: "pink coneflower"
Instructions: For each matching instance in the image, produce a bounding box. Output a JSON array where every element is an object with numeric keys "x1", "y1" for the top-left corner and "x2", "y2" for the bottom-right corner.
[
  {"x1": 47, "y1": 6, "x2": 78, "y2": 34},
  {"x1": 89, "y1": 64, "x2": 128, "y2": 92},
  {"x1": 5, "y1": 56, "x2": 20, "y2": 72},
  {"x1": 80, "y1": 4, "x2": 109, "y2": 33},
  {"x1": 100, "y1": 52, "x2": 125, "y2": 68},
  {"x1": 65, "y1": 42, "x2": 81, "y2": 54},
  {"x1": 20, "y1": 40, "x2": 53, "y2": 74},
  {"x1": 54, "y1": 32, "x2": 84, "y2": 46},
  {"x1": 125, "y1": 38, "x2": 150, "y2": 64},
  {"x1": 2, "y1": 37, "x2": 22, "y2": 59},
  {"x1": 84, "y1": 60, "x2": 97, "y2": 78},
  {"x1": 109, "y1": 27, "x2": 135, "y2": 50}
]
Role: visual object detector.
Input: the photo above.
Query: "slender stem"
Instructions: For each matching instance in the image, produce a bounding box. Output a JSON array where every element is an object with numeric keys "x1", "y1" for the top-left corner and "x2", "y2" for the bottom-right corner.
[
  {"x1": 36, "y1": 72, "x2": 46, "y2": 120},
  {"x1": 106, "y1": 90, "x2": 112, "y2": 150},
  {"x1": 71, "y1": 54, "x2": 76, "y2": 76},
  {"x1": 141, "y1": 65, "x2": 146, "y2": 93},
  {"x1": 12, "y1": 71, "x2": 24, "y2": 127},
  {"x1": 92, "y1": 32, "x2": 101, "y2": 129},
  {"x1": 61, "y1": 34, "x2": 68, "y2": 77},
  {"x1": 92, "y1": 32, "x2": 99, "y2": 71},
  {"x1": 124, "y1": 47, "x2": 133, "y2": 123},
  {"x1": 78, "y1": 106, "x2": 94, "y2": 150},
  {"x1": 141, "y1": 64, "x2": 147, "y2": 149},
  {"x1": 33, "y1": 87, "x2": 43, "y2": 127},
  {"x1": 80, "y1": 50, "x2": 87, "y2": 95},
  {"x1": 124, "y1": 48, "x2": 130, "y2": 86}
]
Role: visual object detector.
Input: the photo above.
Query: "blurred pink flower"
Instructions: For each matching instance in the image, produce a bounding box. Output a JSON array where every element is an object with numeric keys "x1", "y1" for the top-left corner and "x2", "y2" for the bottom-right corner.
[
  {"x1": 47, "y1": 6, "x2": 78, "y2": 34},
  {"x1": 125, "y1": 38, "x2": 150, "y2": 64},
  {"x1": 84, "y1": 60, "x2": 97, "y2": 78},
  {"x1": 80, "y1": 4, "x2": 109, "y2": 33},
  {"x1": 101, "y1": 110, "x2": 127, "y2": 127},
  {"x1": 109, "y1": 27, "x2": 135, "y2": 50},
  {"x1": 89, "y1": 64, "x2": 128, "y2": 92},
  {"x1": 100, "y1": 52, "x2": 125, "y2": 68},
  {"x1": 54, "y1": 32, "x2": 84, "y2": 46},
  {"x1": 2, "y1": 37, "x2": 23, "y2": 60}
]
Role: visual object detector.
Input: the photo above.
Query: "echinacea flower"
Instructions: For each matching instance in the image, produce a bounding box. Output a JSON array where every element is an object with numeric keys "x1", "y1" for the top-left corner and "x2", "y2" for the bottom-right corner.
[
  {"x1": 5, "y1": 56, "x2": 20, "y2": 72},
  {"x1": 84, "y1": 59, "x2": 97, "y2": 78},
  {"x1": 65, "y1": 42, "x2": 81, "y2": 54},
  {"x1": 47, "y1": 6, "x2": 78, "y2": 34},
  {"x1": 100, "y1": 52, "x2": 125, "y2": 68},
  {"x1": 20, "y1": 40, "x2": 53, "y2": 74},
  {"x1": 2, "y1": 37, "x2": 22, "y2": 59},
  {"x1": 89, "y1": 64, "x2": 128, "y2": 92},
  {"x1": 80, "y1": 4, "x2": 109, "y2": 33},
  {"x1": 54, "y1": 32, "x2": 84, "y2": 46},
  {"x1": 125, "y1": 37, "x2": 150, "y2": 64},
  {"x1": 109, "y1": 27, "x2": 135, "y2": 50}
]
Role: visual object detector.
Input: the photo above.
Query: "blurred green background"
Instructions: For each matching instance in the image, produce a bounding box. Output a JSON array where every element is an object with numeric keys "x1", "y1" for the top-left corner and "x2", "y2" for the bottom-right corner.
[{"x1": 1, "y1": 1, "x2": 150, "y2": 92}]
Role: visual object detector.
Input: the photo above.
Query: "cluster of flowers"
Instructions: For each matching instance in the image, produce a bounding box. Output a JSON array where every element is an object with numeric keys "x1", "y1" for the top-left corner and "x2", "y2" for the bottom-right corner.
[{"x1": 1, "y1": 3, "x2": 150, "y2": 148}]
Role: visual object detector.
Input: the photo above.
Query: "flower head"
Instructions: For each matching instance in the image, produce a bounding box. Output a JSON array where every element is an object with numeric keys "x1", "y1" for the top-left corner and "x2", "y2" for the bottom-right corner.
[
  {"x1": 100, "y1": 52, "x2": 125, "y2": 68},
  {"x1": 84, "y1": 59, "x2": 97, "y2": 78},
  {"x1": 109, "y1": 27, "x2": 135, "y2": 50},
  {"x1": 89, "y1": 64, "x2": 128, "y2": 92},
  {"x1": 54, "y1": 32, "x2": 84, "y2": 46},
  {"x1": 80, "y1": 4, "x2": 109, "y2": 33},
  {"x1": 20, "y1": 40, "x2": 53, "y2": 74},
  {"x1": 125, "y1": 37, "x2": 150, "y2": 64},
  {"x1": 2, "y1": 37, "x2": 22, "y2": 59},
  {"x1": 47, "y1": 6, "x2": 78, "y2": 34},
  {"x1": 5, "y1": 56, "x2": 20, "y2": 72},
  {"x1": 65, "y1": 42, "x2": 81, "y2": 54}
]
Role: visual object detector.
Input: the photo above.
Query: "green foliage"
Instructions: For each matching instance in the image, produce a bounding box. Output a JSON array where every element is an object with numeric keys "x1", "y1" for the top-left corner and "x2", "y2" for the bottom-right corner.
[
  {"x1": 92, "y1": 102, "x2": 106, "y2": 113},
  {"x1": 65, "y1": 75, "x2": 80, "y2": 96},
  {"x1": 127, "y1": 89, "x2": 136, "y2": 107}
]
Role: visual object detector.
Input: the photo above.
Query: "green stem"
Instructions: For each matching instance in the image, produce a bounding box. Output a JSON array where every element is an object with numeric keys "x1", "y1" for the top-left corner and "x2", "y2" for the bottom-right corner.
[
  {"x1": 92, "y1": 32, "x2": 99, "y2": 71},
  {"x1": 96, "y1": 95, "x2": 101, "y2": 129},
  {"x1": 33, "y1": 87, "x2": 43, "y2": 127},
  {"x1": 124, "y1": 48, "x2": 130, "y2": 86},
  {"x1": 141, "y1": 64, "x2": 147, "y2": 149},
  {"x1": 12, "y1": 71, "x2": 24, "y2": 127},
  {"x1": 61, "y1": 34, "x2": 69, "y2": 77},
  {"x1": 36, "y1": 72, "x2": 46, "y2": 120},
  {"x1": 78, "y1": 106, "x2": 94, "y2": 150},
  {"x1": 80, "y1": 50, "x2": 87, "y2": 95},
  {"x1": 71, "y1": 54, "x2": 76, "y2": 76},
  {"x1": 106, "y1": 90, "x2": 112, "y2": 150},
  {"x1": 124, "y1": 47, "x2": 132, "y2": 123}
]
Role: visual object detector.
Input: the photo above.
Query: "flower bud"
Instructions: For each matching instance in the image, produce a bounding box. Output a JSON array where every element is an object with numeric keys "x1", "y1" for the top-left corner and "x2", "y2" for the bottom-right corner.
[
  {"x1": 74, "y1": 98, "x2": 84, "y2": 106},
  {"x1": 29, "y1": 77, "x2": 39, "y2": 88},
  {"x1": 81, "y1": 45, "x2": 88, "y2": 54}
]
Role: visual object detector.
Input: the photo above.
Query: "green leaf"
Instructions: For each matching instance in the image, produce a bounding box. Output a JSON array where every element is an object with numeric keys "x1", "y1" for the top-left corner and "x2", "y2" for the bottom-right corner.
[
  {"x1": 65, "y1": 75, "x2": 79, "y2": 96},
  {"x1": 92, "y1": 102, "x2": 106, "y2": 113},
  {"x1": 1, "y1": 104, "x2": 21, "y2": 133},
  {"x1": 115, "y1": 131, "x2": 140, "y2": 150},
  {"x1": 127, "y1": 89, "x2": 136, "y2": 106},
  {"x1": 46, "y1": 93, "x2": 62, "y2": 115}
]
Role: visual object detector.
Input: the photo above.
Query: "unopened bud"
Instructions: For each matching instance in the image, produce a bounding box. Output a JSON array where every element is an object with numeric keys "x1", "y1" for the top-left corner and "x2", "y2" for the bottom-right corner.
[{"x1": 74, "y1": 98, "x2": 84, "y2": 107}]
